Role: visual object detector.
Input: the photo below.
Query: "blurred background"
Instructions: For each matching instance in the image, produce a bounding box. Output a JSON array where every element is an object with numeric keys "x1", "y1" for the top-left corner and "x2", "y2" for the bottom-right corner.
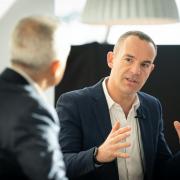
[{"x1": 0, "y1": 0, "x2": 180, "y2": 153}]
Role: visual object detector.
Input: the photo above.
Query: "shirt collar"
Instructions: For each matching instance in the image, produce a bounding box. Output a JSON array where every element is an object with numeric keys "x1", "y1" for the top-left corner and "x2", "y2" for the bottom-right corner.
[
  {"x1": 102, "y1": 77, "x2": 140, "y2": 111},
  {"x1": 10, "y1": 66, "x2": 47, "y2": 101}
]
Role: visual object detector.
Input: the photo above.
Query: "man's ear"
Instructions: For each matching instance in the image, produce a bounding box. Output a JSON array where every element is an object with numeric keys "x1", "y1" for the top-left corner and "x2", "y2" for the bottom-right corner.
[
  {"x1": 150, "y1": 64, "x2": 155, "y2": 73},
  {"x1": 107, "y1": 51, "x2": 114, "y2": 69},
  {"x1": 50, "y1": 60, "x2": 65, "y2": 85},
  {"x1": 50, "y1": 60, "x2": 62, "y2": 77}
]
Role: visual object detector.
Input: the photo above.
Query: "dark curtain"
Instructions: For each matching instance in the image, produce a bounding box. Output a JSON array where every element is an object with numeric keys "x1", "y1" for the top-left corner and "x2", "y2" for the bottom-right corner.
[
  {"x1": 55, "y1": 42, "x2": 180, "y2": 153},
  {"x1": 55, "y1": 42, "x2": 112, "y2": 99},
  {"x1": 142, "y1": 45, "x2": 180, "y2": 154}
]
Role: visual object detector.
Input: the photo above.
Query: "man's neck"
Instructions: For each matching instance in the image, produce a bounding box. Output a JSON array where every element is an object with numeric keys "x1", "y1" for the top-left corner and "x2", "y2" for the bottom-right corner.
[
  {"x1": 11, "y1": 64, "x2": 49, "y2": 91},
  {"x1": 106, "y1": 79, "x2": 136, "y2": 117}
]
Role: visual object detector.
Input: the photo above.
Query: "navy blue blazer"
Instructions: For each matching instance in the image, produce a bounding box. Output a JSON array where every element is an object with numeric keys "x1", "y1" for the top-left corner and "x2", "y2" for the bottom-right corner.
[
  {"x1": 56, "y1": 79, "x2": 180, "y2": 180},
  {"x1": 0, "y1": 68, "x2": 67, "y2": 180}
]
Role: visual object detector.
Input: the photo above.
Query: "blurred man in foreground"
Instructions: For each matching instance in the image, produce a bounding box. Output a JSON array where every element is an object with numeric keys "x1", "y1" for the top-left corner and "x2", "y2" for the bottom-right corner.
[{"x1": 0, "y1": 16, "x2": 70, "y2": 180}]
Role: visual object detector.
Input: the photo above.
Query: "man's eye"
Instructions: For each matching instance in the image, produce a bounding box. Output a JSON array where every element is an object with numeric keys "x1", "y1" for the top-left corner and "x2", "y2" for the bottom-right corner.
[
  {"x1": 141, "y1": 63, "x2": 150, "y2": 68},
  {"x1": 125, "y1": 58, "x2": 132, "y2": 62}
]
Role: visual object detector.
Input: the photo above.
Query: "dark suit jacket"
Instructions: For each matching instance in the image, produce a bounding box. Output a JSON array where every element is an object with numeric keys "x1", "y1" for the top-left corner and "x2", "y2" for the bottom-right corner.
[
  {"x1": 0, "y1": 68, "x2": 67, "y2": 180},
  {"x1": 56, "y1": 79, "x2": 180, "y2": 180}
]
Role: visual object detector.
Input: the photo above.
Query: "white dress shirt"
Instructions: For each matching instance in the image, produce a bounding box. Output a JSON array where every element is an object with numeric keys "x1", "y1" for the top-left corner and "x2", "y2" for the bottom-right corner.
[{"x1": 102, "y1": 77, "x2": 144, "y2": 180}]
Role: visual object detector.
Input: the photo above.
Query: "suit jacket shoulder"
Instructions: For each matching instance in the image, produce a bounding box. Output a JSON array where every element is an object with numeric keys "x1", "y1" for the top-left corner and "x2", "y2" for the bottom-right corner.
[{"x1": 0, "y1": 68, "x2": 67, "y2": 180}]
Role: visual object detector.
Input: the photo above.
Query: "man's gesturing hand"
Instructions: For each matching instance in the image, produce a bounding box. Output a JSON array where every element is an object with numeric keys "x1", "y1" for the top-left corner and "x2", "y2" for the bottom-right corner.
[
  {"x1": 174, "y1": 121, "x2": 180, "y2": 142},
  {"x1": 96, "y1": 121, "x2": 131, "y2": 163}
]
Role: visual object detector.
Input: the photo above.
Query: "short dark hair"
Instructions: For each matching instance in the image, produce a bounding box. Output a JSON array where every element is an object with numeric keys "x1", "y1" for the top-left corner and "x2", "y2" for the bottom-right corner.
[{"x1": 113, "y1": 30, "x2": 157, "y2": 55}]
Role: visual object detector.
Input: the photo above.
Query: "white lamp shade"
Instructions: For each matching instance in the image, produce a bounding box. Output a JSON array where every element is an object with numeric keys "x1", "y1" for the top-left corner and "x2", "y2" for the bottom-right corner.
[{"x1": 81, "y1": 0, "x2": 180, "y2": 25}]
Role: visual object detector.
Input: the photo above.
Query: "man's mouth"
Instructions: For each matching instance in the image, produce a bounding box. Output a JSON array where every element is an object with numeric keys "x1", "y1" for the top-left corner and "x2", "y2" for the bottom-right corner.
[{"x1": 126, "y1": 77, "x2": 138, "y2": 84}]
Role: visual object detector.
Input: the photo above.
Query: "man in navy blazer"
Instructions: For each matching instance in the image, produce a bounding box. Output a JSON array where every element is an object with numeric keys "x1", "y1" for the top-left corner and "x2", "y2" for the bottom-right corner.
[
  {"x1": 56, "y1": 31, "x2": 180, "y2": 180},
  {"x1": 0, "y1": 16, "x2": 70, "y2": 180}
]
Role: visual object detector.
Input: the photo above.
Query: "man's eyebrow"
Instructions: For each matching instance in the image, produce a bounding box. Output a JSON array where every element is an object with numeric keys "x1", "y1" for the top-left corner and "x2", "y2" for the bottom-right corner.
[
  {"x1": 123, "y1": 54, "x2": 154, "y2": 64},
  {"x1": 142, "y1": 60, "x2": 153, "y2": 64},
  {"x1": 123, "y1": 54, "x2": 135, "y2": 58}
]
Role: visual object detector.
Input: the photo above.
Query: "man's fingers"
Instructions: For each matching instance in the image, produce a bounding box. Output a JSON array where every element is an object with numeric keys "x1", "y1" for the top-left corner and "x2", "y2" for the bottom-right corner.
[
  {"x1": 112, "y1": 142, "x2": 131, "y2": 151},
  {"x1": 111, "y1": 132, "x2": 130, "y2": 143},
  {"x1": 113, "y1": 142, "x2": 131, "y2": 158},
  {"x1": 174, "y1": 121, "x2": 180, "y2": 139},
  {"x1": 111, "y1": 126, "x2": 131, "y2": 138},
  {"x1": 110, "y1": 121, "x2": 120, "y2": 133},
  {"x1": 113, "y1": 152, "x2": 130, "y2": 158},
  {"x1": 174, "y1": 121, "x2": 180, "y2": 130}
]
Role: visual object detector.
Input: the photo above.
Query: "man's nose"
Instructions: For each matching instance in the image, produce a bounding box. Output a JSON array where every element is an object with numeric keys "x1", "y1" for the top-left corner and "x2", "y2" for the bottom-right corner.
[{"x1": 130, "y1": 63, "x2": 141, "y2": 75}]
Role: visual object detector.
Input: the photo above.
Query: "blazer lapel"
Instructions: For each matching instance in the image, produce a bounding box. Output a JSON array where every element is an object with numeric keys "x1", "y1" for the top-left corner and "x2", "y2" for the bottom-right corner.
[
  {"x1": 137, "y1": 104, "x2": 154, "y2": 179},
  {"x1": 86, "y1": 80, "x2": 119, "y2": 179},
  {"x1": 90, "y1": 80, "x2": 112, "y2": 141}
]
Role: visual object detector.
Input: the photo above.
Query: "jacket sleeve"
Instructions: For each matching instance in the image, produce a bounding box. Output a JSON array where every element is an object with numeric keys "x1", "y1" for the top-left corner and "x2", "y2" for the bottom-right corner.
[
  {"x1": 56, "y1": 93, "x2": 95, "y2": 178},
  {"x1": 153, "y1": 98, "x2": 180, "y2": 179},
  {"x1": 12, "y1": 103, "x2": 68, "y2": 180}
]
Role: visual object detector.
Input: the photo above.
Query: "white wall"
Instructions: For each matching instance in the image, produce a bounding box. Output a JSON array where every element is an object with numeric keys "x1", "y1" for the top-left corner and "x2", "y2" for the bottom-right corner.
[
  {"x1": 55, "y1": 0, "x2": 180, "y2": 45},
  {"x1": 0, "y1": 0, "x2": 55, "y2": 105}
]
